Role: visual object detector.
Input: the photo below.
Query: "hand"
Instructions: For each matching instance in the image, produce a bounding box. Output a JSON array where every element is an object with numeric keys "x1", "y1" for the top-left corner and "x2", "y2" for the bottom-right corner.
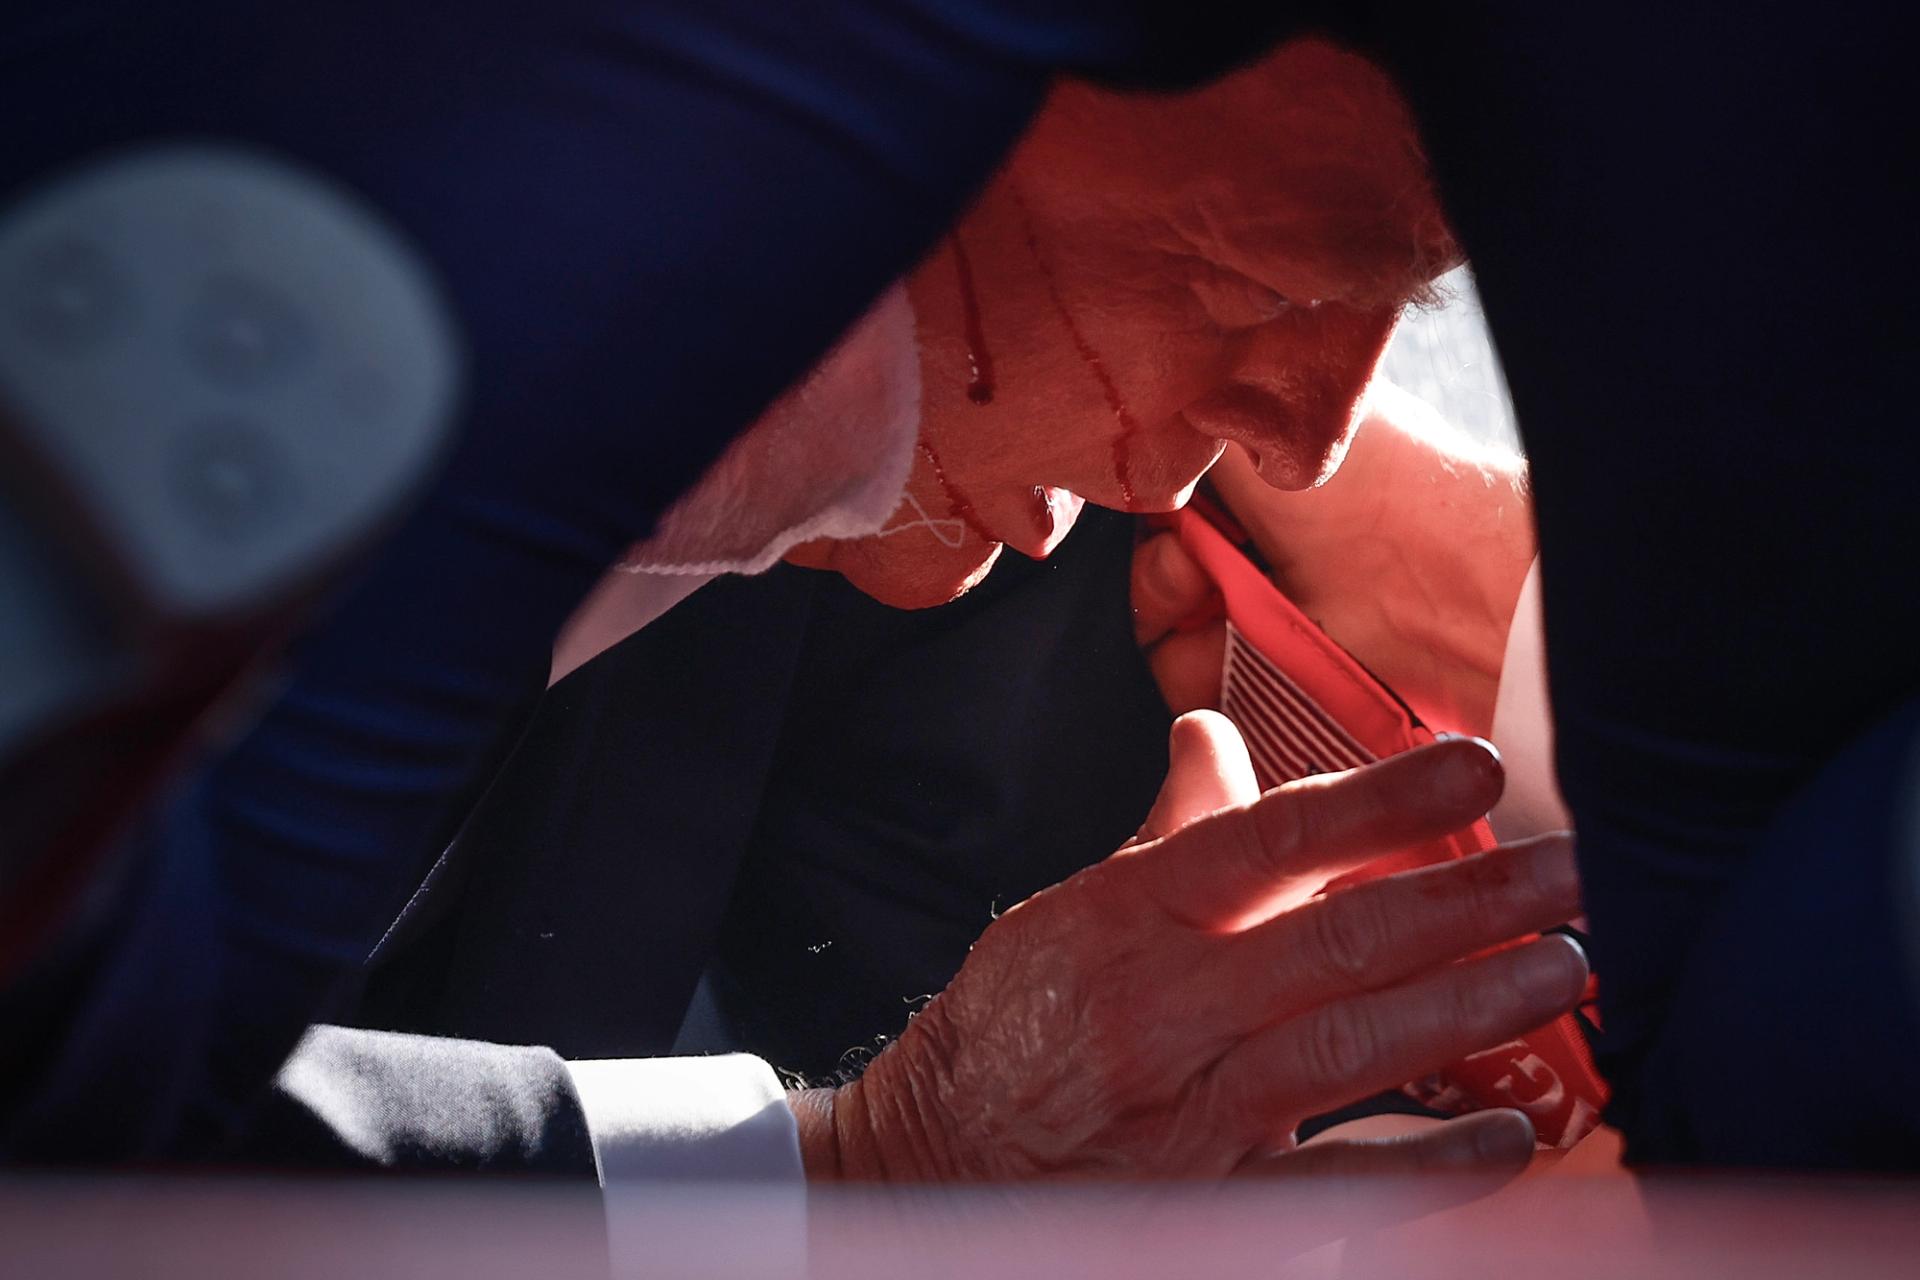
[
  {"x1": 1130, "y1": 530, "x2": 1227, "y2": 717},
  {"x1": 794, "y1": 720, "x2": 1584, "y2": 1182},
  {"x1": 1207, "y1": 384, "x2": 1536, "y2": 736}
]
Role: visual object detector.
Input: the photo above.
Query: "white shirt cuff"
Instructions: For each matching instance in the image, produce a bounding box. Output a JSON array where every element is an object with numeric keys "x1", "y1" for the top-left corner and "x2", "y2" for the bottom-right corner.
[
  {"x1": 565, "y1": 1055, "x2": 806, "y2": 1278},
  {"x1": 564, "y1": 1053, "x2": 801, "y2": 1184}
]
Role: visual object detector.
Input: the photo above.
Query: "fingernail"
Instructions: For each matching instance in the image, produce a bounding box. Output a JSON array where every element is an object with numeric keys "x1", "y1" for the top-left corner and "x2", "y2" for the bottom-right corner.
[
  {"x1": 1473, "y1": 1110, "x2": 1536, "y2": 1163},
  {"x1": 1527, "y1": 835, "x2": 1580, "y2": 902},
  {"x1": 1514, "y1": 935, "x2": 1583, "y2": 1007},
  {"x1": 1438, "y1": 736, "x2": 1501, "y2": 801}
]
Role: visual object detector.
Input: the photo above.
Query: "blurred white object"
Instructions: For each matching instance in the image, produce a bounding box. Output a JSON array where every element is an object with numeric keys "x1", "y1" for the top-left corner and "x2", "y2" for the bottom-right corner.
[{"x1": 1381, "y1": 266, "x2": 1520, "y2": 456}]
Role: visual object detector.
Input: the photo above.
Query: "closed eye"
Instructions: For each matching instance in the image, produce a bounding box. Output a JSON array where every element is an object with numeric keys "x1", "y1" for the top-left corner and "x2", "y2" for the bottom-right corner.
[{"x1": 1187, "y1": 267, "x2": 1292, "y2": 330}]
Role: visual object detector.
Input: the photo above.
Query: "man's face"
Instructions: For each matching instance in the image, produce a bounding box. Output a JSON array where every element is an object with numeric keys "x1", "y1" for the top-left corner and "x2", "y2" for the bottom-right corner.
[{"x1": 789, "y1": 40, "x2": 1457, "y2": 608}]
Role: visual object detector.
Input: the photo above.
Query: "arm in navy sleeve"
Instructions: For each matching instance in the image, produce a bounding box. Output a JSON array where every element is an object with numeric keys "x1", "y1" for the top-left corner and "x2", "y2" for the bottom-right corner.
[
  {"x1": 0, "y1": 0, "x2": 1342, "y2": 1164},
  {"x1": 1369, "y1": 5, "x2": 1920, "y2": 1165}
]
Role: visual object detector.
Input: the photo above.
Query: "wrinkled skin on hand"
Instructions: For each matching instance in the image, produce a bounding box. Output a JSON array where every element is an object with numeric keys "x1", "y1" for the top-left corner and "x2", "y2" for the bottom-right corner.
[{"x1": 810, "y1": 719, "x2": 1585, "y2": 1182}]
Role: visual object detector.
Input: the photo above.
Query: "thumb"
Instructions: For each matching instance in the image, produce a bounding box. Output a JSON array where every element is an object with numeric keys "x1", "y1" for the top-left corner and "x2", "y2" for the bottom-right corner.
[
  {"x1": 1133, "y1": 710, "x2": 1260, "y2": 846},
  {"x1": 1131, "y1": 529, "x2": 1216, "y2": 646}
]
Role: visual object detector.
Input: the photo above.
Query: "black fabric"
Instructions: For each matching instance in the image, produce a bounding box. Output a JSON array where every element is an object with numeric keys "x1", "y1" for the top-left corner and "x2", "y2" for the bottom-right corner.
[
  {"x1": 1624, "y1": 696, "x2": 1920, "y2": 1169},
  {"x1": 1364, "y1": 6, "x2": 1920, "y2": 1164},
  {"x1": 707, "y1": 507, "x2": 1171, "y2": 1079},
  {"x1": 368, "y1": 507, "x2": 1170, "y2": 1068},
  {"x1": 361, "y1": 567, "x2": 822, "y2": 1057}
]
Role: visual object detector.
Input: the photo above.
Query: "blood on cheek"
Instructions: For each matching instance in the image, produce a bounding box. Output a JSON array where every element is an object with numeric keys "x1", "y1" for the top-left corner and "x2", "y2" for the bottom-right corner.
[
  {"x1": 1010, "y1": 191, "x2": 1145, "y2": 509},
  {"x1": 918, "y1": 439, "x2": 1062, "y2": 550},
  {"x1": 944, "y1": 232, "x2": 1091, "y2": 547},
  {"x1": 948, "y1": 234, "x2": 996, "y2": 407},
  {"x1": 917, "y1": 439, "x2": 994, "y2": 545}
]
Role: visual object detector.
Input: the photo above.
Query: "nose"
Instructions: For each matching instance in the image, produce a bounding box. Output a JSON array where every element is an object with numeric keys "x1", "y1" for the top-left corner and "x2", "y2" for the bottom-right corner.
[{"x1": 1192, "y1": 303, "x2": 1403, "y2": 489}]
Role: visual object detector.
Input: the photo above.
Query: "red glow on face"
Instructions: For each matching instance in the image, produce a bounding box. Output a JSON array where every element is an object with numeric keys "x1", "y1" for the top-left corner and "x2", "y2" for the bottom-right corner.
[
  {"x1": 1010, "y1": 188, "x2": 1146, "y2": 510},
  {"x1": 948, "y1": 233, "x2": 997, "y2": 407},
  {"x1": 806, "y1": 38, "x2": 1460, "y2": 609},
  {"x1": 917, "y1": 438, "x2": 995, "y2": 544},
  {"x1": 1183, "y1": 301, "x2": 1403, "y2": 491}
]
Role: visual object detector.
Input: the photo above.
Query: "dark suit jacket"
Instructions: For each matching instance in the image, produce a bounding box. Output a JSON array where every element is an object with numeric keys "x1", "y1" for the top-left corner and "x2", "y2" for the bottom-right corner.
[
  {"x1": 360, "y1": 507, "x2": 1173, "y2": 1077},
  {"x1": 359, "y1": 506, "x2": 1445, "y2": 1141}
]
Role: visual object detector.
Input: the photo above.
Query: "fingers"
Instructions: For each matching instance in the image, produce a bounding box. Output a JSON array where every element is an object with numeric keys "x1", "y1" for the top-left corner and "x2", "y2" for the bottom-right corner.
[
  {"x1": 1147, "y1": 620, "x2": 1226, "y2": 715},
  {"x1": 1248, "y1": 1109, "x2": 1535, "y2": 1181},
  {"x1": 1201, "y1": 935, "x2": 1588, "y2": 1141},
  {"x1": 1133, "y1": 711, "x2": 1261, "y2": 845},
  {"x1": 1236, "y1": 1112, "x2": 1536, "y2": 1237},
  {"x1": 1118, "y1": 737, "x2": 1505, "y2": 930},
  {"x1": 1132, "y1": 532, "x2": 1225, "y2": 713},
  {"x1": 1212, "y1": 833, "x2": 1580, "y2": 1027},
  {"x1": 1130, "y1": 531, "x2": 1214, "y2": 646}
]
